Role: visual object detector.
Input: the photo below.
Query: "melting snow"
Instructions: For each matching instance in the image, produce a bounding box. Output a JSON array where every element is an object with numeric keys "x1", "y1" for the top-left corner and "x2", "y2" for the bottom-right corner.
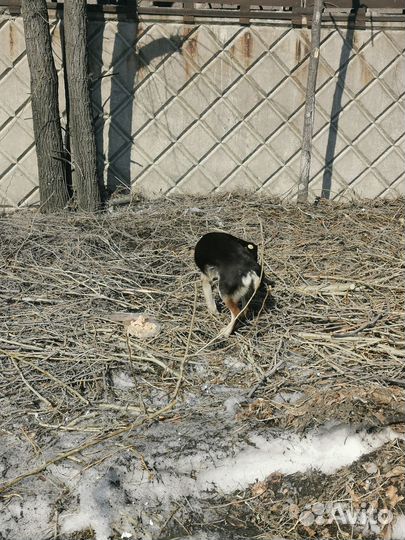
[{"x1": 1, "y1": 420, "x2": 402, "y2": 540}]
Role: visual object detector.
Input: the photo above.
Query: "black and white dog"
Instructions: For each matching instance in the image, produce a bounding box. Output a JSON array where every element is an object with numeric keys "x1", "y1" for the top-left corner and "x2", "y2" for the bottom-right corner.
[{"x1": 194, "y1": 232, "x2": 263, "y2": 337}]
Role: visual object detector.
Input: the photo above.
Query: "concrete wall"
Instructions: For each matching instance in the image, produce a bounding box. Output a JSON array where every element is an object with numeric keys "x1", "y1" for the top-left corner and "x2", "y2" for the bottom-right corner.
[{"x1": 0, "y1": 13, "x2": 404, "y2": 209}]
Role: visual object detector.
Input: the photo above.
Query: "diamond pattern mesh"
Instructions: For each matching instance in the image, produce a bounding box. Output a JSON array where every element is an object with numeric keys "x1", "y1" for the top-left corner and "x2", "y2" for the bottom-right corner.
[{"x1": 0, "y1": 15, "x2": 404, "y2": 208}]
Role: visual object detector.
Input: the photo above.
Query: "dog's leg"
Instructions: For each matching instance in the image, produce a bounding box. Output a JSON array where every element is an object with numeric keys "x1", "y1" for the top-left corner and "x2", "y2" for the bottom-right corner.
[
  {"x1": 221, "y1": 297, "x2": 241, "y2": 337},
  {"x1": 201, "y1": 273, "x2": 218, "y2": 314}
]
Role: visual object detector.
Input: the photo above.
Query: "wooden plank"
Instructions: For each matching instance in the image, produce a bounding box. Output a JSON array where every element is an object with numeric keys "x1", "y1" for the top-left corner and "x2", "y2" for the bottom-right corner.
[
  {"x1": 183, "y1": 0, "x2": 195, "y2": 23},
  {"x1": 0, "y1": 0, "x2": 403, "y2": 10},
  {"x1": 0, "y1": 0, "x2": 403, "y2": 21},
  {"x1": 306, "y1": 0, "x2": 404, "y2": 7}
]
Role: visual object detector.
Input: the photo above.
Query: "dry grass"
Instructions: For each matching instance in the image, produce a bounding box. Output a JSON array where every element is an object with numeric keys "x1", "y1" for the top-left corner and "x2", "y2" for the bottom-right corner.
[{"x1": 0, "y1": 195, "x2": 404, "y2": 497}]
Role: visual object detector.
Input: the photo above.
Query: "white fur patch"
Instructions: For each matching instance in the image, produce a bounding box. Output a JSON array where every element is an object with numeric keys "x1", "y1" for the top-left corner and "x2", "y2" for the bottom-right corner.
[
  {"x1": 252, "y1": 271, "x2": 261, "y2": 291},
  {"x1": 242, "y1": 272, "x2": 254, "y2": 288},
  {"x1": 232, "y1": 271, "x2": 260, "y2": 302}
]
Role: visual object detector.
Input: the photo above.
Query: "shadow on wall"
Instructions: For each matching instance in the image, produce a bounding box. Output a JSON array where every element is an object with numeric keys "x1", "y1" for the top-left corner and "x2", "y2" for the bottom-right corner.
[
  {"x1": 91, "y1": 2, "x2": 186, "y2": 197},
  {"x1": 321, "y1": 5, "x2": 360, "y2": 199},
  {"x1": 58, "y1": 13, "x2": 73, "y2": 198}
]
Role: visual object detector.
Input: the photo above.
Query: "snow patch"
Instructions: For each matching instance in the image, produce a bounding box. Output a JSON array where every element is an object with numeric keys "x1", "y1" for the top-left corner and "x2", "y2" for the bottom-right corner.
[
  {"x1": 392, "y1": 515, "x2": 405, "y2": 540},
  {"x1": 198, "y1": 425, "x2": 400, "y2": 492},
  {"x1": 2, "y1": 423, "x2": 402, "y2": 540},
  {"x1": 223, "y1": 395, "x2": 244, "y2": 416},
  {"x1": 60, "y1": 469, "x2": 115, "y2": 540},
  {"x1": 112, "y1": 370, "x2": 135, "y2": 390}
]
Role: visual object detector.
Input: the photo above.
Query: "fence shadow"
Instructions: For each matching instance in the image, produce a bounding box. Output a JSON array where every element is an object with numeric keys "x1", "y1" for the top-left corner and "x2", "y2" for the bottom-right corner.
[
  {"x1": 91, "y1": 3, "x2": 186, "y2": 197},
  {"x1": 106, "y1": 13, "x2": 138, "y2": 196},
  {"x1": 321, "y1": 5, "x2": 360, "y2": 199}
]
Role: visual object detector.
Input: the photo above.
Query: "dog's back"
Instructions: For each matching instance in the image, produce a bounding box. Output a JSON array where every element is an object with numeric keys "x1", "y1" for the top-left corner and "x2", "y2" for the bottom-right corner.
[{"x1": 195, "y1": 232, "x2": 260, "y2": 274}]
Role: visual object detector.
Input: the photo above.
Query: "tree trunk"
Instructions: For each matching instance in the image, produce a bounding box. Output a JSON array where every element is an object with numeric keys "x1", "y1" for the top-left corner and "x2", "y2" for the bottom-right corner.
[
  {"x1": 64, "y1": 0, "x2": 101, "y2": 211},
  {"x1": 21, "y1": 0, "x2": 69, "y2": 213},
  {"x1": 297, "y1": 0, "x2": 323, "y2": 204}
]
